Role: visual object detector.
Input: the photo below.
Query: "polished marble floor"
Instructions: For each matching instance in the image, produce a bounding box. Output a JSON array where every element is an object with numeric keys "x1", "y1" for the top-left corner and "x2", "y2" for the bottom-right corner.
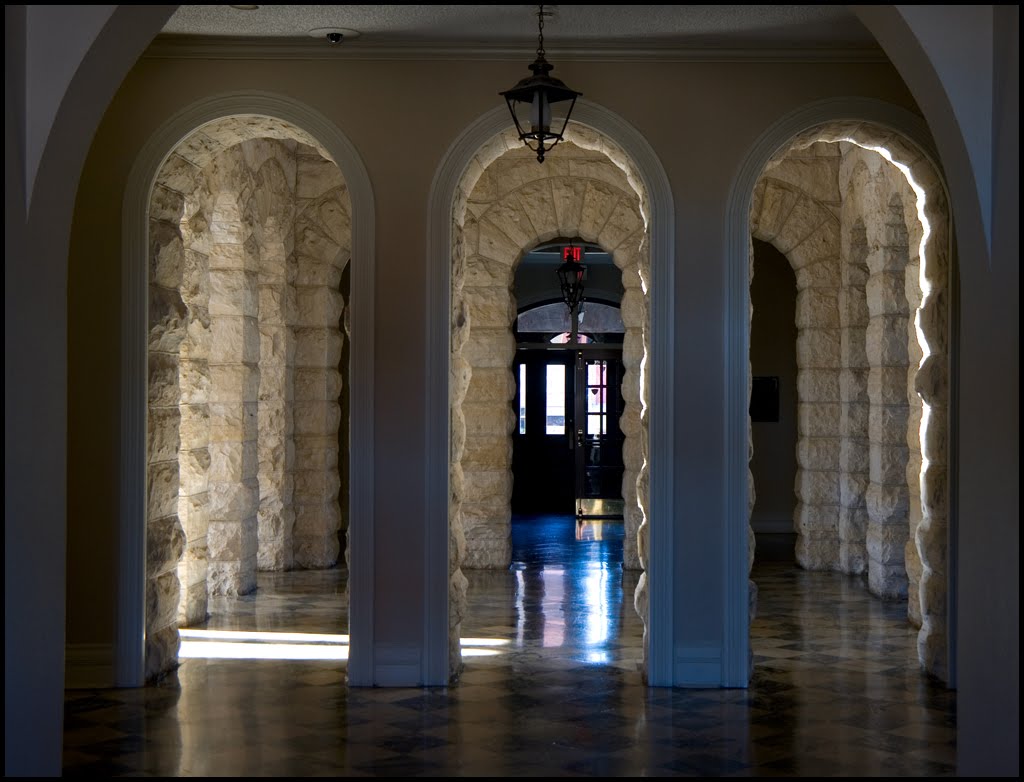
[{"x1": 63, "y1": 518, "x2": 956, "y2": 776}]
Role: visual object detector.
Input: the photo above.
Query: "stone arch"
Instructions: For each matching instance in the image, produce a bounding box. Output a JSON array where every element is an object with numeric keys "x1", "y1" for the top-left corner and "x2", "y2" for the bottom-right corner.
[
  {"x1": 145, "y1": 123, "x2": 350, "y2": 678},
  {"x1": 743, "y1": 115, "x2": 951, "y2": 680},
  {"x1": 124, "y1": 94, "x2": 375, "y2": 686},
  {"x1": 450, "y1": 133, "x2": 651, "y2": 680},
  {"x1": 427, "y1": 101, "x2": 676, "y2": 686}
]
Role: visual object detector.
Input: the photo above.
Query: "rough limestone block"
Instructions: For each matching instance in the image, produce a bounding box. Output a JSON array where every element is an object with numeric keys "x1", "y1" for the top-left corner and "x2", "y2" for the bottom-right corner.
[
  {"x1": 208, "y1": 269, "x2": 258, "y2": 317},
  {"x1": 797, "y1": 403, "x2": 840, "y2": 437},
  {"x1": 753, "y1": 182, "x2": 801, "y2": 242},
  {"x1": 209, "y1": 316, "x2": 260, "y2": 364},
  {"x1": 921, "y1": 464, "x2": 948, "y2": 518},
  {"x1": 147, "y1": 515, "x2": 186, "y2": 579},
  {"x1": 838, "y1": 471, "x2": 869, "y2": 508},
  {"x1": 796, "y1": 328, "x2": 841, "y2": 368},
  {"x1": 148, "y1": 407, "x2": 181, "y2": 465},
  {"x1": 914, "y1": 354, "x2": 948, "y2": 406},
  {"x1": 179, "y1": 449, "x2": 212, "y2": 496},
  {"x1": 461, "y1": 436, "x2": 512, "y2": 472},
  {"x1": 294, "y1": 285, "x2": 344, "y2": 328},
  {"x1": 462, "y1": 469, "x2": 513, "y2": 505},
  {"x1": 461, "y1": 522, "x2": 512, "y2": 570},
  {"x1": 796, "y1": 470, "x2": 840, "y2": 505},
  {"x1": 866, "y1": 271, "x2": 909, "y2": 316},
  {"x1": 464, "y1": 367, "x2": 514, "y2": 405},
  {"x1": 869, "y1": 444, "x2": 910, "y2": 485},
  {"x1": 317, "y1": 195, "x2": 352, "y2": 248},
  {"x1": 838, "y1": 287, "x2": 870, "y2": 328},
  {"x1": 839, "y1": 538, "x2": 868, "y2": 574},
  {"x1": 839, "y1": 437, "x2": 870, "y2": 475},
  {"x1": 598, "y1": 200, "x2": 643, "y2": 253},
  {"x1": 147, "y1": 460, "x2": 180, "y2": 522},
  {"x1": 579, "y1": 180, "x2": 624, "y2": 240},
  {"x1": 868, "y1": 405, "x2": 909, "y2": 446},
  {"x1": 294, "y1": 327, "x2": 343, "y2": 367},
  {"x1": 208, "y1": 363, "x2": 260, "y2": 404},
  {"x1": 841, "y1": 401, "x2": 870, "y2": 438},
  {"x1": 836, "y1": 369, "x2": 868, "y2": 408},
  {"x1": 477, "y1": 216, "x2": 522, "y2": 263},
  {"x1": 867, "y1": 367, "x2": 911, "y2": 405},
  {"x1": 178, "y1": 490, "x2": 210, "y2": 537},
  {"x1": 795, "y1": 502, "x2": 839, "y2": 536},
  {"x1": 483, "y1": 198, "x2": 537, "y2": 250},
  {"x1": 145, "y1": 626, "x2": 181, "y2": 682},
  {"x1": 865, "y1": 316, "x2": 909, "y2": 366},
  {"x1": 207, "y1": 560, "x2": 257, "y2": 596},
  {"x1": 795, "y1": 535, "x2": 839, "y2": 571},
  {"x1": 464, "y1": 287, "x2": 514, "y2": 329},
  {"x1": 463, "y1": 402, "x2": 515, "y2": 437},
  {"x1": 292, "y1": 437, "x2": 337, "y2": 472},
  {"x1": 178, "y1": 358, "x2": 211, "y2": 405},
  {"x1": 866, "y1": 483, "x2": 909, "y2": 524},
  {"x1": 797, "y1": 369, "x2": 840, "y2": 403},
  {"x1": 795, "y1": 258, "x2": 841, "y2": 290},
  {"x1": 208, "y1": 479, "x2": 259, "y2": 521},
  {"x1": 296, "y1": 154, "x2": 344, "y2": 200},
  {"x1": 795, "y1": 289, "x2": 840, "y2": 329},
  {"x1": 796, "y1": 437, "x2": 840, "y2": 471},
  {"x1": 463, "y1": 329, "x2": 515, "y2": 369},
  {"x1": 179, "y1": 403, "x2": 210, "y2": 446},
  {"x1": 465, "y1": 255, "x2": 513, "y2": 290}
]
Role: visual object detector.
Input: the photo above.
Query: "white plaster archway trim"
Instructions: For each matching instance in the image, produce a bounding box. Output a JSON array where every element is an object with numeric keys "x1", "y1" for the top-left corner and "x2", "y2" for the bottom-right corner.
[
  {"x1": 426, "y1": 100, "x2": 676, "y2": 686},
  {"x1": 724, "y1": 96, "x2": 948, "y2": 687},
  {"x1": 120, "y1": 91, "x2": 376, "y2": 686}
]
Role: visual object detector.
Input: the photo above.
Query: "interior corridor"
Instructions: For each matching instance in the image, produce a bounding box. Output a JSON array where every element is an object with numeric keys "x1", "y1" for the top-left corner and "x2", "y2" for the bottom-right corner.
[{"x1": 62, "y1": 518, "x2": 956, "y2": 776}]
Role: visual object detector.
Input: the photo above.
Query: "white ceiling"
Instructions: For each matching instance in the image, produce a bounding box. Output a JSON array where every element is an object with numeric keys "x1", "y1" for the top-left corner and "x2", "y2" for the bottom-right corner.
[{"x1": 160, "y1": 5, "x2": 878, "y2": 49}]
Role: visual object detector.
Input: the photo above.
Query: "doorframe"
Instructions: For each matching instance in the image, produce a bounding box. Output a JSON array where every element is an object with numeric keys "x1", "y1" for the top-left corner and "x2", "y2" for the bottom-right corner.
[
  {"x1": 426, "y1": 100, "x2": 676, "y2": 686},
  {"x1": 119, "y1": 91, "x2": 376, "y2": 686}
]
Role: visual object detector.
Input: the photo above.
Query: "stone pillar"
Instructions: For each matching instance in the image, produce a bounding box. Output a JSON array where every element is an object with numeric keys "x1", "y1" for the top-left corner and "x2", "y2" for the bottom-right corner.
[
  {"x1": 793, "y1": 287, "x2": 843, "y2": 569},
  {"x1": 207, "y1": 192, "x2": 260, "y2": 595},
  {"x1": 903, "y1": 200, "x2": 925, "y2": 627},
  {"x1": 864, "y1": 193, "x2": 911, "y2": 599},
  {"x1": 751, "y1": 169, "x2": 843, "y2": 572},
  {"x1": 257, "y1": 232, "x2": 295, "y2": 570},
  {"x1": 620, "y1": 258, "x2": 647, "y2": 572},
  {"x1": 838, "y1": 218, "x2": 871, "y2": 574},
  {"x1": 253, "y1": 154, "x2": 297, "y2": 572},
  {"x1": 176, "y1": 187, "x2": 212, "y2": 625},
  {"x1": 147, "y1": 205, "x2": 188, "y2": 677},
  {"x1": 291, "y1": 148, "x2": 347, "y2": 567},
  {"x1": 914, "y1": 178, "x2": 951, "y2": 678}
]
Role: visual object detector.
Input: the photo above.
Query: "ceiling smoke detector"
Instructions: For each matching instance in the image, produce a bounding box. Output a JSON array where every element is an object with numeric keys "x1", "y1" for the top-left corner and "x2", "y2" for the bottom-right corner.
[{"x1": 308, "y1": 27, "x2": 361, "y2": 44}]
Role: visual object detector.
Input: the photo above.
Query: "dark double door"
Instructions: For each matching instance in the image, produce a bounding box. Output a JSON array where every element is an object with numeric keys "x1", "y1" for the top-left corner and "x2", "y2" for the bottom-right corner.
[{"x1": 512, "y1": 347, "x2": 625, "y2": 518}]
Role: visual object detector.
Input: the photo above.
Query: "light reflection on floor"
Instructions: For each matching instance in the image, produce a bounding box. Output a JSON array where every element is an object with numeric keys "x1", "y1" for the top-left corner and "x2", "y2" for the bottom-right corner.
[{"x1": 62, "y1": 526, "x2": 958, "y2": 776}]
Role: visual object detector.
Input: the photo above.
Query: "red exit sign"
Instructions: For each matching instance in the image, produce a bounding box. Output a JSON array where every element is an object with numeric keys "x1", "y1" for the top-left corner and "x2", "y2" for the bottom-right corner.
[{"x1": 562, "y1": 245, "x2": 584, "y2": 263}]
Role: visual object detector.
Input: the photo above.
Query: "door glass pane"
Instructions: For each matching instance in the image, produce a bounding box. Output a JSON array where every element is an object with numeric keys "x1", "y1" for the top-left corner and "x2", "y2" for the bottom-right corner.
[
  {"x1": 585, "y1": 360, "x2": 607, "y2": 434},
  {"x1": 518, "y1": 363, "x2": 526, "y2": 434},
  {"x1": 545, "y1": 364, "x2": 566, "y2": 434}
]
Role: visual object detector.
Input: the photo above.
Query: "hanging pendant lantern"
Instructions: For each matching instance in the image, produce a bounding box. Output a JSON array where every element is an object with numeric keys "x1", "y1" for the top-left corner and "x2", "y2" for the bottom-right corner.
[
  {"x1": 556, "y1": 242, "x2": 587, "y2": 314},
  {"x1": 500, "y1": 5, "x2": 582, "y2": 163}
]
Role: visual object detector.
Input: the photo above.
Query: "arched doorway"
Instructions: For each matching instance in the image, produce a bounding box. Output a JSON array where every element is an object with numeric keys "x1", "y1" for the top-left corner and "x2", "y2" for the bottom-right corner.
[
  {"x1": 732, "y1": 102, "x2": 953, "y2": 683},
  {"x1": 427, "y1": 103, "x2": 677, "y2": 685},
  {"x1": 120, "y1": 94, "x2": 375, "y2": 686}
]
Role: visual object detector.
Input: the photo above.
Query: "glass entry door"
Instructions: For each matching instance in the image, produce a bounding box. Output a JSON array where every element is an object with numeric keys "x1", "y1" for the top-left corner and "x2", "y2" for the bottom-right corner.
[
  {"x1": 574, "y1": 351, "x2": 625, "y2": 519},
  {"x1": 512, "y1": 348, "x2": 624, "y2": 518}
]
